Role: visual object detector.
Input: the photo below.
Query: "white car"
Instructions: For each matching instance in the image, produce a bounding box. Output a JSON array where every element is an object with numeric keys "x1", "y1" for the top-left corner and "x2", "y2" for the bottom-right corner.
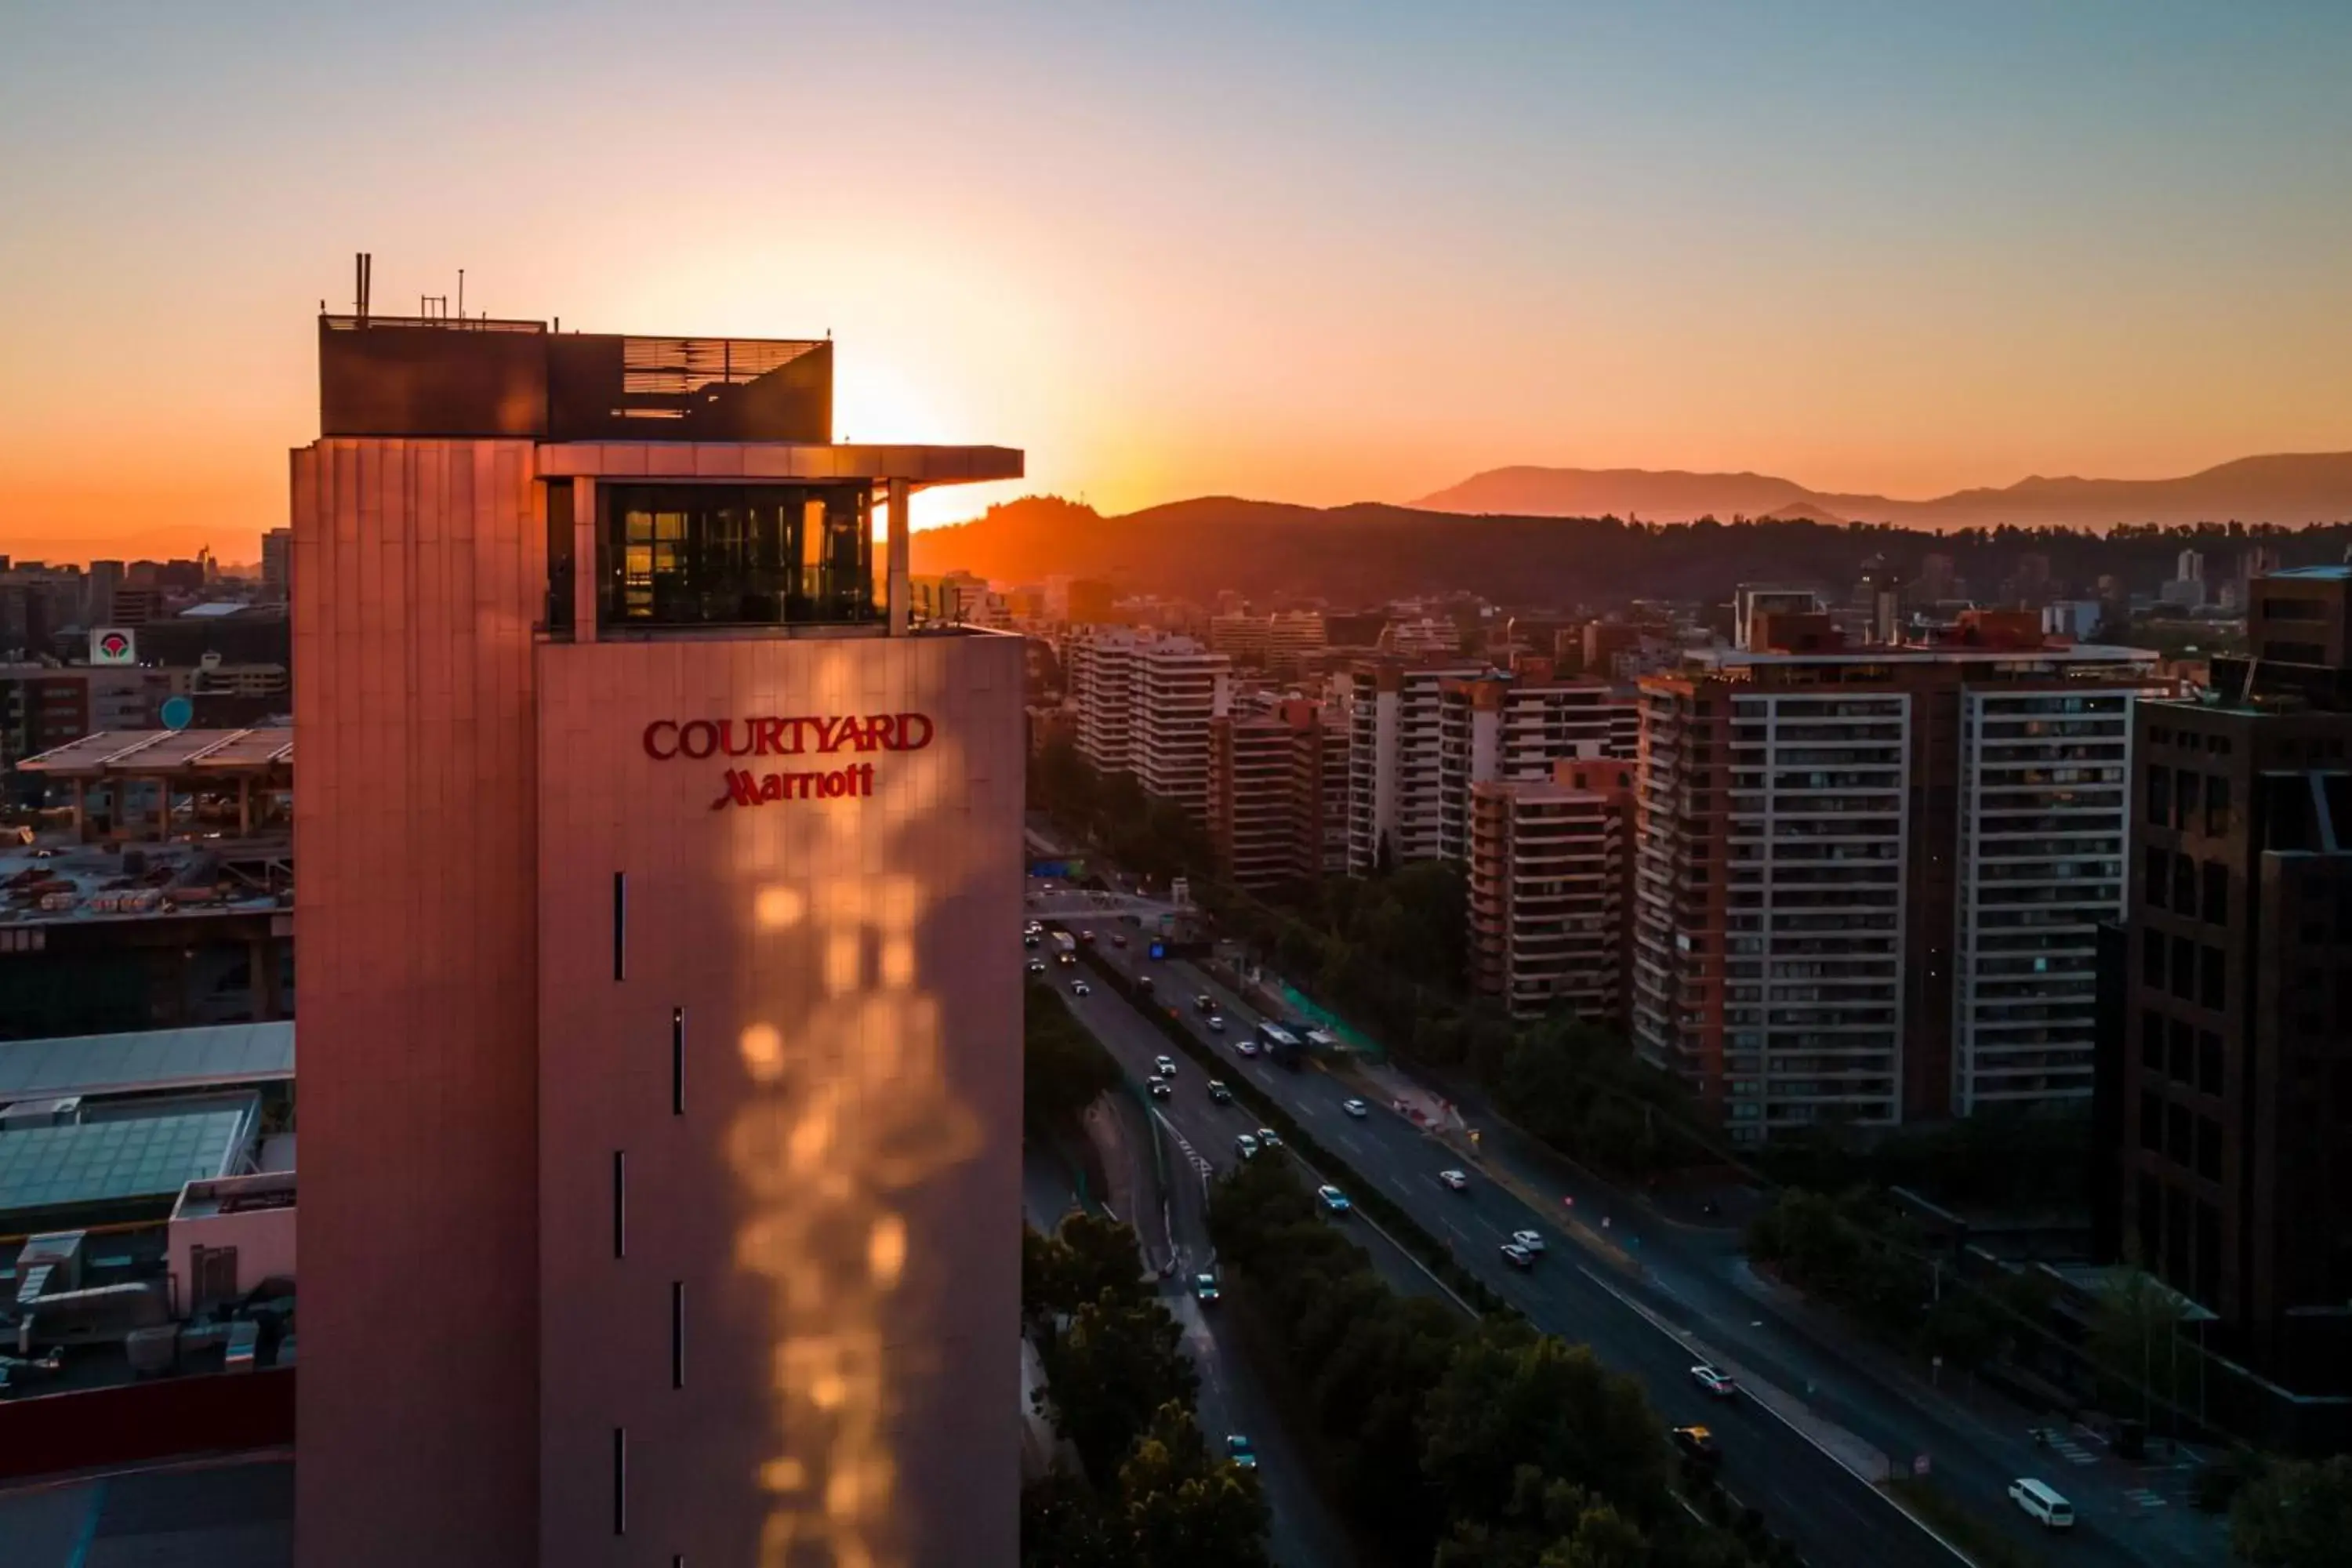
[
  {"x1": 1690, "y1": 1364, "x2": 1737, "y2": 1398},
  {"x1": 1149, "y1": 1080, "x2": 1173, "y2": 1100},
  {"x1": 1070, "y1": 981, "x2": 1091, "y2": 996},
  {"x1": 1154, "y1": 1055, "x2": 1178, "y2": 1077},
  {"x1": 1254, "y1": 1127, "x2": 1282, "y2": 1149},
  {"x1": 1510, "y1": 1229, "x2": 1546, "y2": 1254},
  {"x1": 1341, "y1": 1098, "x2": 1369, "y2": 1118},
  {"x1": 1438, "y1": 1170, "x2": 1469, "y2": 1192},
  {"x1": 1234, "y1": 1133, "x2": 1260, "y2": 1160},
  {"x1": 1501, "y1": 1243, "x2": 1534, "y2": 1270},
  {"x1": 1235, "y1": 1038, "x2": 1259, "y2": 1057},
  {"x1": 1316, "y1": 1185, "x2": 1352, "y2": 1215},
  {"x1": 1205, "y1": 1015, "x2": 1226, "y2": 1033}
]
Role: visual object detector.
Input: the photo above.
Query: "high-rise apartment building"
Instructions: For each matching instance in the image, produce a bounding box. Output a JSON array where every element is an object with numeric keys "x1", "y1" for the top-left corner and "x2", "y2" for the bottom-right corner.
[
  {"x1": 1468, "y1": 760, "x2": 1636, "y2": 1023},
  {"x1": 1342, "y1": 658, "x2": 1487, "y2": 873},
  {"x1": 1632, "y1": 612, "x2": 2165, "y2": 1141},
  {"x1": 292, "y1": 299, "x2": 1025, "y2": 1568},
  {"x1": 2116, "y1": 567, "x2": 2352, "y2": 1381},
  {"x1": 1207, "y1": 697, "x2": 1347, "y2": 890},
  {"x1": 1434, "y1": 670, "x2": 1637, "y2": 862},
  {"x1": 260, "y1": 528, "x2": 292, "y2": 602},
  {"x1": 1068, "y1": 629, "x2": 1230, "y2": 818}
]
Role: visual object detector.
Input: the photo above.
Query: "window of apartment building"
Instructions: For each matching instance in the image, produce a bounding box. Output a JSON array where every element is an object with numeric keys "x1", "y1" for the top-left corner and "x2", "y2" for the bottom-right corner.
[
  {"x1": 2200, "y1": 945, "x2": 2227, "y2": 1011},
  {"x1": 2195, "y1": 1116, "x2": 2222, "y2": 1182},
  {"x1": 2172, "y1": 853, "x2": 2197, "y2": 914},
  {"x1": 2175, "y1": 771, "x2": 2201, "y2": 831},
  {"x1": 2169, "y1": 1017, "x2": 2195, "y2": 1083},
  {"x1": 2263, "y1": 641, "x2": 2328, "y2": 665},
  {"x1": 2147, "y1": 764, "x2": 2170, "y2": 826},
  {"x1": 2172, "y1": 935, "x2": 2198, "y2": 1001},
  {"x1": 2139, "y1": 1091, "x2": 2162, "y2": 1152},
  {"x1": 2167, "y1": 1100, "x2": 2194, "y2": 1167},
  {"x1": 2199, "y1": 1031, "x2": 2224, "y2": 1097},
  {"x1": 2143, "y1": 928, "x2": 2167, "y2": 990},
  {"x1": 2144, "y1": 846, "x2": 2168, "y2": 909},
  {"x1": 2201, "y1": 862, "x2": 2228, "y2": 928},
  {"x1": 2140, "y1": 1010, "x2": 2165, "y2": 1072},
  {"x1": 2206, "y1": 775, "x2": 2231, "y2": 837}
]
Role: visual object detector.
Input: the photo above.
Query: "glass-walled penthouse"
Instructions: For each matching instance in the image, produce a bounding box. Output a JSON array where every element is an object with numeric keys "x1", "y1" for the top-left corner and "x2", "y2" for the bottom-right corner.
[{"x1": 546, "y1": 481, "x2": 878, "y2": 632}]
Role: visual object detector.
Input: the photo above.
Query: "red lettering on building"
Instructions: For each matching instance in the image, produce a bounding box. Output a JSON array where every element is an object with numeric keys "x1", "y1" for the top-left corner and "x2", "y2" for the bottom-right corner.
[
  {"x1": 642, "y1": 720, "x2": 680, "y2": 760},
  {"x1": 710, "y1": 764, "x2": 876, "y2": 811}
]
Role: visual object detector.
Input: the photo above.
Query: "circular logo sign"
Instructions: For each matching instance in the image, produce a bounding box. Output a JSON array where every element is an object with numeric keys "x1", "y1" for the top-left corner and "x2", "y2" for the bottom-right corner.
[
  {"x1": 97, "y1": 632, "x2": 131, "y2": 660},
  {"x1": 160, "y1": 696, "x2": 195, "y2": 731}
]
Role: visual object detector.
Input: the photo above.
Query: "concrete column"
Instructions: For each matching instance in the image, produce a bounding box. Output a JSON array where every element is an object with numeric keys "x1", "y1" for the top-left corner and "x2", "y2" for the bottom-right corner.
[
  {"x1": 887, "y1": 480, "x2": 912, "y2": 637},
  {"x1": 238, "y1": 776, "x2": 252, "y2": 836},
  {"x1": 572, "y1": 476, "x2": 598, "y2": 644},
  {"x1": 72, "y1": 778, "x2": 87, "y2": 842}
]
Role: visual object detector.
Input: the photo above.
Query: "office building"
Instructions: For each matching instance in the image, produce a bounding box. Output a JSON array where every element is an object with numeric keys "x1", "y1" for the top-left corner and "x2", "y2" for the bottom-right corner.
[
  {"x1": 292, "y1": 292, "x2": 1025, "y2": 1567},
  {"x1": 2117, "y1": 567, "x2": 2352, "y2": 1383},
  {"x1": 1632, "y1": 611, "x2": 2165, "y2": 1141},
  {"x1": 1207, "y1": 697, "x2": 1347, "y2": 890},
  {"x1": 1468, "y1": 759, "x2": 1636, "y2": 1023}
]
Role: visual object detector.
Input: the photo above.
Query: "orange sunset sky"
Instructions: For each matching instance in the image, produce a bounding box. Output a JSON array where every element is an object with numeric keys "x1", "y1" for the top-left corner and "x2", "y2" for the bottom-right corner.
[{"x1": 4, "y1": 2, "x2": 2350, "y2": 564}]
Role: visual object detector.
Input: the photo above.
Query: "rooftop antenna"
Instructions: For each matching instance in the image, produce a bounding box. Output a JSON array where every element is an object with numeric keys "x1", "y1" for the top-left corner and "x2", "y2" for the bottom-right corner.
[
  {"x1": 458, "y1": 268, "x2": 465, "y2": 320},
  {"x1": 355, "y1": 252, "x2": 372, "y2": 324}
]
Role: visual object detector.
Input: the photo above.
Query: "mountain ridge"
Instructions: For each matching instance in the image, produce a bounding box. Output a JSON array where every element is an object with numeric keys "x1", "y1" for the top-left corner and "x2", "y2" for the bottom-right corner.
[{"x1": 1413, "y1": 451, "x2": 2352, "y2": 528}]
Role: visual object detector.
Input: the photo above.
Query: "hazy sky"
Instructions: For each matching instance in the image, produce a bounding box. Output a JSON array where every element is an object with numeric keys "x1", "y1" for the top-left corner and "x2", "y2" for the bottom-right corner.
[{"x1": 5, "y1": 1, "x2": 2350, "y2": 560}]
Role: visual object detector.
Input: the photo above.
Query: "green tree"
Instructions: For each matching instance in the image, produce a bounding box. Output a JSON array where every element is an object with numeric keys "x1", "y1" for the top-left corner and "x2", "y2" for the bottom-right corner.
[
  {"x1": 1116, "y1": 1401, "x2": 1272, "y2": 1568},
  {"x1": 1421, "y1": 1322, "x2": 1675, "y2": 1534},
  {"x1": 1025, "y1": 980, "x2": 1122, "y2": 1134},
  {"x1": 1020, "y1": 1472, "x2": 1124, "y2": 1568},
  {"x1": 2085, "y1": 1267, "x2": 2190, "y2": 1414},
  {"x1": 2231, "y1": 1455, "x2": 2352, "y2": 1568},
  {"x1": 1025, "y1": 1214, "x2": 1146, "y2": 1325},
  {"x1": 1040, "y1": 1290, "x2": 1200, "y2": 1483}
]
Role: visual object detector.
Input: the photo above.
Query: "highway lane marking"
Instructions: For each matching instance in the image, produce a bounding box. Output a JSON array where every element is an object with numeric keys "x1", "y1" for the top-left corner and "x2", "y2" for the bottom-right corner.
[{"x1": 1570, "y1": 1261, "x2": 1973, "y2": 1566}]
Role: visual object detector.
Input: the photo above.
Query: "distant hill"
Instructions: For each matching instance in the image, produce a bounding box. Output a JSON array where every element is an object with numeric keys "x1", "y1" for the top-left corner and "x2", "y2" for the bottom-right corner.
[
  {"x1": 913, "y1": 485, "x2": 2352, "y2": 609},
  {"x1": 1414, "y1": 452, "x2": 2352, "y2": 530}
]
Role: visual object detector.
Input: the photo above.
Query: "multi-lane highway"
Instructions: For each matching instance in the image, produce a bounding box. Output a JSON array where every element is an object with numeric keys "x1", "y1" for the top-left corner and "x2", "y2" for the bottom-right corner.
[
  {"x1": 1053, "y1": 918, "x2": 1973, "y2": 1568},
  {"x1": 1026, "y1": 1007, "x2": 1363, "y2": 1568}
]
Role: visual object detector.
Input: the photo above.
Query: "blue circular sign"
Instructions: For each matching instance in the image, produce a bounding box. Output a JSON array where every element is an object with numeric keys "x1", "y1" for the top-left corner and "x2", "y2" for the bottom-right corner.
[{"x1": 159, "y1": 696, "x2": 195, "y2": 731}]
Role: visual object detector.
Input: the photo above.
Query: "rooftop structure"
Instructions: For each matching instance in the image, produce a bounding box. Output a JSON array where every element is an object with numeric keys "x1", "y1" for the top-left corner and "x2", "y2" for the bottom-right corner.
[
  {"x1": 0, "y1": 1022, "x2": 292, "y2": 1102},
  {"x1": 0, "y1": 1092, "x2": 258, "y2": 1230},
  {"x1": 16, "y1": 728, "x2": 292, "y2": 841}
]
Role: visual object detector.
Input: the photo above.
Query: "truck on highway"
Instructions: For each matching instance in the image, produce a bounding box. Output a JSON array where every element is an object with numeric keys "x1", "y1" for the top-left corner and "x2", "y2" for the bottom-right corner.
[
  {"x1": 1050, "y1": 930, "x2": 1077, "y2": 956},
  {"x1": 1256, "y1": 1021, "x2": 1303, "y2": 1070}
]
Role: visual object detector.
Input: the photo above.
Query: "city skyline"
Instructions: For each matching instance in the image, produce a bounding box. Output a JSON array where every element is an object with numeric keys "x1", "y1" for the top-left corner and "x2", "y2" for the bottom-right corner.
[{"x1": 8, "y1": 2, "x2": 2352, "y2": 563}]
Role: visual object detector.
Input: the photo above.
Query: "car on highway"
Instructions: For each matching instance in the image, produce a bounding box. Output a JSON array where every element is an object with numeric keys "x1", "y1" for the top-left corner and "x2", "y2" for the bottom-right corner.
[
  {"x1": 1071, "y1": 981, "x2": 1091, "y2": 997},
  {"x1": 1207, "y1": 1080, "x2": 1232, "y2": 1102},
  {"x1": 1194, "y1": 1272, "x2": 1221, "y2": 1305},
  {"x1": 1080, "y1": 929, "x2": 1097, "y2": 944},
  {"x1": 1110, "y1": 933, "x2": 1127, "y2": 947},
  {"x1": 1255, "y1": 1127, "x2": 1281, "y2": 1149},
  {"x1": 1233, "y1": 1133, "x2": 1260, "y2": 1160},
  {"x1": 1149, "y1": 1079, "x2": 1173, "y2": 1099},
  {"x1": 1205, "y1": 1014, "x2": 1226, "y2": 1033},
  {"x1": 1195, "y1": 993, "x2": 1215, "y2": 1012},
  {"x1": 1509, "y1": 1229, "x2": 1546, "y2": 1254},
  {"x1": 1225, "y1": 1434, "x2": 1257, "y2": 1470},
  {"x1": 1138, "y1": 975, "x2": 1154, "y2": 993},
  {"x1": 1690, "y1": 1364, "x2": 1738, "y2": 1398},
  {"x1": 1341, "y1": 1098, "x2": 1369, "y2": 1118},
  {"x1": 1671, "y1": 1426, "x2": 1721, "y2": 1468},
  {"x1": 1026, "y1": 960, "x2": 1047, "y2": 975},
  {"x1": 1501, "y1": 1242, "x2": 1534, "y2": 1269},
  {"x1": 1234, "y1": 1036, "x2": 1258, "y2": 1055},
  {"x1": 1154, "y1": 1055, "x2": 1178, "y2": 1077},
  {"x1": 1056, "y1": 952, "x2": 1076, "y2": 966},
  {"x1": 1316, "y1": 1185, "x2": 1352, "y2": 1214},
  {"x1": 1023, "y1": 933, "x2": 1040, "y2": 949},
  {"x1": 1438, "y1": 1169, "x2": 1469, "y2": 1191}
]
